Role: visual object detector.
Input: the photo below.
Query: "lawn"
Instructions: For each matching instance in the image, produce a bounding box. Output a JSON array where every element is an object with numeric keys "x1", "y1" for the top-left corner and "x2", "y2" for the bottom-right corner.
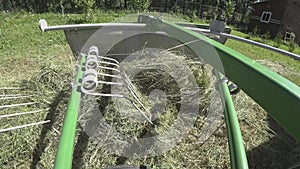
[
  {"x1": 226, "y1": 29, "x2": 300, "y2": 86},
  {"x1": 0, "y1": 11, "x2": 299, "y2": 169}
]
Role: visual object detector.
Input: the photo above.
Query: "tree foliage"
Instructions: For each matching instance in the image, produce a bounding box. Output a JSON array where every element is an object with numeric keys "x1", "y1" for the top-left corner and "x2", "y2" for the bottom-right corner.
[
  {"x1": 74, "y1": 0, "x2": 96, "y2": 16},
  {"x1": 128, "y1": 0, "x2": 149, "y2": 11},
  {"x1": 0, "y1": 0, "x2": 254, "y2": 24}
]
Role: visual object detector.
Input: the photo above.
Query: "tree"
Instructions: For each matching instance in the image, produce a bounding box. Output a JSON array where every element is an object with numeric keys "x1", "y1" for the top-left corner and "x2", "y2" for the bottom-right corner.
[
  {"x1": 224, "y1": 0, "x2": 236, "y2": 19},
  {"x1": 128, "y1": 0, "x2": 150, "y2": 11},
  {"x1": 74, "y1": 0, "x2": 95, "y2": 17}
]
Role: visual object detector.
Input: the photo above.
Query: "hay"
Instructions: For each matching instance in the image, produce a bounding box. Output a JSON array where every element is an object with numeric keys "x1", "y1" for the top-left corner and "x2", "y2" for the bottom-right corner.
[
  {"x1": 1, "y1": 46, "x2": 299, "y2": 169},
  {"x1": 75, "y1": 48, "x2": 232, "y2": 168}
]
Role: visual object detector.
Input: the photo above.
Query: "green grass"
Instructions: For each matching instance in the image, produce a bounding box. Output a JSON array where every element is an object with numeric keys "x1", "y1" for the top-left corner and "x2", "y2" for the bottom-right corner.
[
  {"x1": 226, "y1": 29, "x2": 300, "y2": 86},
  {"x1": 0, "y1": 11, "x2": 300, "y2": 169}
]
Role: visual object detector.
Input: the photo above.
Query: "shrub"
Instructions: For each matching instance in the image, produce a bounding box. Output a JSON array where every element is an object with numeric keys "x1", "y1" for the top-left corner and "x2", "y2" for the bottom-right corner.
[
  {"x1": 260, "y1": 31, "x2": 271, "y2": 44},
  {"x1": 273, "y1": 33, "x2": 283, "y2": 48},
  {"x1": 252, "y1": 26, "x2": 259, "y2": 37},
  {"x1": 288, "y1": 41, "x2": 297, "y2": 52}
]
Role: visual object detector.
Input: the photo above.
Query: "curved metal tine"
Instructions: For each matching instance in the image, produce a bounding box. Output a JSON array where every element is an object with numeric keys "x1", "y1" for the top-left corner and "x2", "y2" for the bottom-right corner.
[
  {"x1": 0, "y1": 94, "x2": 25, "y2": 97},
  {"x1": 96, "y1": 55, "x2": 131, "y2": 87},
  {"x1": 119, "y1": 71, "x2": 137, "y2": 91},
  {"x1": 96, "y1": 70, "x2": 148, "y2": 113},
  {"x1": 98, "y1": 79, "x2": 149, "y2": 119},
  {"x1": 87, "y1": 51, "x2": 134, "y2": 92},
  {"x1": 0, "y1": 109, "x2": 49, "y2": 119},
  {"x1": 81, "y1": 78, "x2": 152, "y2": 124},
  {"x1": 82, "y1": 91, "x2": 124, "y2": 98},
  {"x1": 96, "y1": 69, "x2": 136, "y2": 94},
  {"x1": 97, "y1": 79, "x2": 139, "y2": 102},
  {"x1": 99, "y1": 60, "x2": 120, "y2": 68},
  {"x1": 96, "y1": 72, "x2": 142, "y2": 104},
  {"x1": 95, "y1": 65, "x2": 148, "y2": 115},
  {"x1": 97, "y1": 55, "x2": 135, "y2": 89},
  {"x1": 98, "y1": 80, "x2": 123, "y2": 86},
  {"x1": 0, "y1": 102, "x2": 38, "y2": 109},
  {"x1": 125, "y1": 84, "x2": 149, "y2": 114},
  {"x1": 96, "y1": 67, "x2": 139, "y2": 93},
  {"x1": 108, "y1": 73, "x2": 149, "y2": 113},
  {"x1": 0, "y1": 87, "x2": 25, "y2": 90},
  {"x1": 130, "y1": 100, "x2": 153, "y2": 124},
  {"x1": 82, "y1": 90, "x2": 152, "y2": 124},
  {"x1": 0, "y1": 120, "x2": 50, "y2": 133},
  {"x1": 0, "y1": 95, "x2": 34, "y2": 100},
  {"x1": 118, "y1": 72, "x2": 146, "y2": 110},
  {"x1": 98, "y1": 66, "x2": 121, "y2": 73},
  {"x1": 97, "y1": 66, "x2": 148, "y2": 114},
  {"x1": 98, "y1": 72, "x2": 122, "y2": 79},
  {"x1": 97, "y1": 55, "x2": 120, "y2": 64}
]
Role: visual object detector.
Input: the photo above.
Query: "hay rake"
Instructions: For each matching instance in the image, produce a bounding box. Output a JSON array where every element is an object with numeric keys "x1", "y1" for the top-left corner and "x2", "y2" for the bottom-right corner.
[{"x1": 2, "y1": 14, "x2": 295, "y2": 169}]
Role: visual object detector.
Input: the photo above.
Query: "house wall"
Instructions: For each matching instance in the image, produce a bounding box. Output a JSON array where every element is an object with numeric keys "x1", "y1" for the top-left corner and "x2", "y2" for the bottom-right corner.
[
  {"x1": 249, "y1": 0, "x2": 300, "y2": 45},
  {"x1": 280, "y1": 0, "x2": 300, "y2": 45},
  {"x1": 249, "y1": 0, "x2": 288, "y2": 37}
]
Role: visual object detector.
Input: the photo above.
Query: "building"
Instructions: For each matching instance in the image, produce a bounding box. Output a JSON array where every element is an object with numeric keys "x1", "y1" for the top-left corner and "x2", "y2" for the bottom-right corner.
[{"x1": 249, "y1": 0, "x2": 300, "y2": 45}]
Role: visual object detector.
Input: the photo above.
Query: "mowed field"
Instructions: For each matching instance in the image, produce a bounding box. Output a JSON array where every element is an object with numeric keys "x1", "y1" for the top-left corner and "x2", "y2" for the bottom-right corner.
[{"x1": 0, "y1": 11, "x2": 300, "y2": 169}]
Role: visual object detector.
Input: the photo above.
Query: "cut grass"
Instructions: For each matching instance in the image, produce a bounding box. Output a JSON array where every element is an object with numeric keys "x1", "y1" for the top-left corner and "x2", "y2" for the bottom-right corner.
[{"x1": 0, "y1": 11, "x2": 299, "y2": 169}]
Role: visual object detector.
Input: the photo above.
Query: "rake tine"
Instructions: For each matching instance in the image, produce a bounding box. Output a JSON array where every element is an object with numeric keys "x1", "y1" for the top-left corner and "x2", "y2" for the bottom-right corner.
[
  {"x1": 98, "y1": 72, "x2": 122, "y2": 79},
  {"x1": 116, "y1": 72, "x2": 148, "y2": 112},
  {"x1": 82, "y1": 76, "x2": 124, "y2": 91},
  {"x1": 99, "y1": 60, "x2": 120, "y2": 68},
  {"x1": 126, "y1": 86, "x2": 149, "y2": 113},
  {"x1": 85, "y1": 72, "x2": 140, "y2": 100},
  {"x1": 81, "y1": 76, "x2": 152, "y2": 124},
  {"x1": 96, "y1": 64, "x2": 136, "y2": 92},
  {"x1": 0, "y1": 120, "x2": 50, "y2": 133},
  {"x1": 81, "y1": 90, "x2": 125, "y2": 98},
  {"x1": 0, "y1": 95, "x2": 34, "y2": 100},
  {"x1": 0, "y1": 109, "x2": 49, "y2": 119},
  {"x1": 98, "y1": 81, "x2": 123, "y2": 86},
  {"x1": 0, "y1": 87, "x2": 25, "y2": 90},
  {"x1": 130, "y1": 100, "x2": 153, "y2": 124},
  {"x1": 98, "y1": 78, "x2": 148, "y2": 114},
  {"x1": 105, "y1": 53, "x2": 132, "y2": 58},
  {"x1": 83, "y1": 70, "x2": 137, "y2": 96},
  {"x1": 116, "y1": 71, "x2": 153, "y2": 122},
  {"x1": 98, "y1": 66, "x2": 120, "y2": 73},
  {"x1": 122, "y1": 77, "x2": 138, "y2": 95},
  {"x1": 96, "y1": 68, "x2": 137, "y2": 97},
  {"x1": 0, "y1": 94, "x2": 24, "y2": 97},
  {"x1": 82, "y1": 88, "x2": 152, "y2": 124},
  {"x1": 0, "y1": 102, "x2": 38, "y2": 109},
  {"x1": 98, "y1": 56, "x2": 120, "y2": 64}
]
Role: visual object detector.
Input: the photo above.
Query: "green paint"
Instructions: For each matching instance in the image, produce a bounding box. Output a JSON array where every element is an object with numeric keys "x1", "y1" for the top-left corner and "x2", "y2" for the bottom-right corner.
[
  {"x1": 216, "y1": 71, "x2": 249, "y2": 169},
  {"x1": 54, "y1": 55, "x2": 86, "y2": 169}
]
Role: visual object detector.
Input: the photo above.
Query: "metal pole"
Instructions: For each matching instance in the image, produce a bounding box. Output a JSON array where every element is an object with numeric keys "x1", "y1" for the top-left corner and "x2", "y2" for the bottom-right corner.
[
  {"x1": 215, "y1": 71, "x2": 249, "y2": 169},
  {"x1": 54, "y1": 55, "x2": 86, "y2": 169},
  {"x1": 184, "y1": 27, "x2": 300, "y2": 61}
]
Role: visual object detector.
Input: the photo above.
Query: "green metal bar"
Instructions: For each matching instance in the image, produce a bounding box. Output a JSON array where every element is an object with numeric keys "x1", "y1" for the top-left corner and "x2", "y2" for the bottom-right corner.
[
  {"x1": 54, "y1": 56, "x2": 86, "y2": 169},
  {"x1": 215, "y1": 71, "x2": 249, "y2": 169},
  {"x1": 175, "y1": 22, "x2": 231, "y2": 32},
  {"x1": 144, "y1": 18, "x2": 300, "y2": 141}
]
